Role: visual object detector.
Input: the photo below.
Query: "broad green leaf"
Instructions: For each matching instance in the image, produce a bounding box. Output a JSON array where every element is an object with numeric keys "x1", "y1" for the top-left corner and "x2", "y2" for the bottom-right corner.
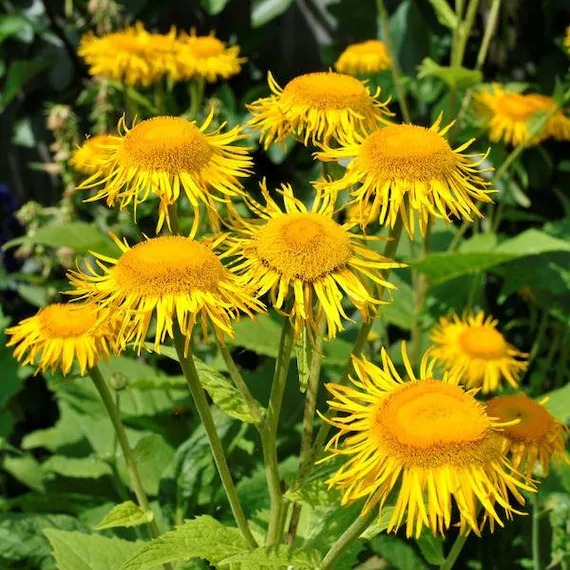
[
  {"x1": 119, "y1": 516, "x2": 248, "y2": 570},
  {"x1": 252, "y1": 0, "x2": 294, "y2": 27},
  {"x1": 494, "y1": 229, "x2": 570, "y2": 255},
  {"x1": 371, "y1": 534, "x2": 429, "y2": 570},
  {"x1": 220, "y1": 545, "x2": 321, "y2": 568},
  {"x1": 418, "y1": 58, "x2": 482, "y2": 90},
  {"x1": 295, "y1": 324, "x2": 312, "y2": 392},
  {"x1": 200, "y1": 0, "x2": 230, "y2": 15},
  {"x1": 416, "y1": 533, "x2": 445, "y2": 565},
  {"x1": 3, "y1": 454, "x2": 46, "y2": 491},
  {"x1": 42, "y1": 455, "x2": 113, "y2": 479},
  {"x1": 0, "y1": 14, "x2": 34, "y2": 43},
  {"x1": 0, "y1": 59, "x2": 50, "y2": 110},
  {"x1": 229, "y1": 313, "x2": 285, "y2": 358},
  {"x1": 543, "y1": 383, "x2": 570, "y2": 423},
  {"x1": 44, "y1": 529, "x2": 143, "y2": 570},
  {"x1": 427, "y1": 0, "x2": 457, "y2": 28},
  {"x1": 94, "y1": 501, "x2": 154, "y2": 531},
  {"x1": 381, "y1": 273, "x2": 414, "y2": 330}
]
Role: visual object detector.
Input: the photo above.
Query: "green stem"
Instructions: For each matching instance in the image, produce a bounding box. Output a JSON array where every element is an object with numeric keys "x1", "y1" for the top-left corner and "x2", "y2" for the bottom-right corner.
[
  {"x1": 321, "y1": 509, "x2": 376, "y2": 570},
  {"x1": 88, "y1": 367, "x2": 166, "y2": 549},
  {"x1": 532, "y1": 494, "x2": 543, "y2": 570},
  {"x1": 376, "y1": 0, "x2": 412, "y2": 123},
  {"x1": 453, "y1": 0, "x2": 480, "y2": 66},
  {"x1": 262, "y1": 317, "x2": 295, "y2": 545},
  {"x1": 167, "y1": 203, "x2": 182, "y2": 235},
  {"x1": 216, "y1": 340, "x2": 264, "y2": 426},
  {"x1": 309, "y1": 217, "x2": 404, "y2": 464},
  {"x1": 188, "y1": 77, "x2": 206, "y2": 120},
  {"x1": 286, "y1": 329, "x2": 325, "y2": 544},
  {"x1": 440, "y1": 533, "x2": 469, "y2": 570},
  {"x1": 172, "y1": 327, "x2": 257, "y2": 548}
]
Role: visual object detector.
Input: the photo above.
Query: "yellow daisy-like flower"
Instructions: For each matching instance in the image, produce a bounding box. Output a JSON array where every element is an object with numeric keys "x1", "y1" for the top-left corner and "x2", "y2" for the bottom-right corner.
[
  {"x1": 430, "y1": 312, "x2": 528, "y2": 394},
  {"x1": 79, "y1": 112, "x2": 252, "y2": 232},
  {"x1": 226, "y1": 181, "x2": 403, "y2": 339},
  {"x1": 487, "y1": 394, "x2": 569, "y2": 477},
  {"x1": 78, "y1": 23, "x2": 177, "y2": 87},
  {"x1": 67, "y1": 234, "x2": 264, "y2": 353},
  {"x1": 5, "y1": 302, "x2": 116, "y2": 375},
  {"x1": 70, "y1": 134, "x2": 116, "y2": 175},
  {"x1": 173, "y1": 32, "x2": 245, "y2": 83},
  {"x1": 317, "y1": 117, "x2": 494, "y2": 237},
  {"x1": 565, "y1": 26, "x2": 570, "y2": 53},
  {"x1": 475, "y1": 85, "x2": 570, "y2": 145},
  {"x1": 335, "y1": 40, "x2": 392, "y2": 75},
  {"x1": 321, "y1": 344, "x2": 534, "y2": 538},
  {"x1": 247, "y1": 71, "x2": 392, "y2": 148}
]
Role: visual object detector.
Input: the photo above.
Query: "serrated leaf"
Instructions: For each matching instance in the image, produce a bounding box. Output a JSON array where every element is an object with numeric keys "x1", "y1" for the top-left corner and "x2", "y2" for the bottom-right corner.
[
  {"x1": 427, "y1": 0, "x2": 457, "y2": 28},
  {"x1": 416, "y1": 533, "x2": 445, "y2": 565},
  {"x1": 220, "y1": 545, "x2": 321, "y2": 568},
  {"x1": 94, "y1": 501, "x2": 154, "y2": 531},
  {"x1": 42, "y1": 455, "x2": 113, "y2": 479},
  {"x1": 119, "y1": 516, "x2": 249, "y2": 570},
  {"x1": 44, "y1": 528, "x2": 143, "y2": 570}
]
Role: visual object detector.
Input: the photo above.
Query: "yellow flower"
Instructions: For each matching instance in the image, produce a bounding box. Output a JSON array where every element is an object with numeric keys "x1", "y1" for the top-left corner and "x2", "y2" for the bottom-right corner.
[
  {"x1": 335, "y1": 40, "x2": 392, "y2": 75},
  {"x1": 430, "y1": 312, "x2": 528, "y2": 394},
  {"x1": 487, "y1": 394, "x2": 568, "y2": 477},
  {"x1": 226, "y1": 182, "x2": 403, "y2": 339},
  {"x1": 70, "y1": 134, "x2": 116, "y2": 175},
  {"x1": 6, "y1": 302, "x2": 116, "y2": 375},
  {"x1": 78, "y1": 23, "x2": 177, "y2": 87},
  {"x1": 67, "y1": 234, "x2": 264, "y2": 353},
  {"x1": 317, "y1": 117, "x2": 493, "y2": 237},
  {"x1": 475, "y1": 85, "x2": 570, "y2": 145},
  {"x1": 79, "y1": 113, "x2": 252, "y2": 232},
  {"x1": 247, "y1": 71, "x2": 392, "y2": 147},
  {"x1": 565, "y1": 26, "x2": 570, "y2": 53},
  {"x1": 173, "y1": 32, "x2": 245, "y2": 82},
  {"x1": 321, "y1": 344, "x2": 534, "y2": 538}
]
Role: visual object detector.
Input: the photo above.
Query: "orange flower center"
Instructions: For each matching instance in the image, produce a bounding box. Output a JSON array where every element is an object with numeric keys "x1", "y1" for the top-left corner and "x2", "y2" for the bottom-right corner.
[
  {"x1": 38, "y1": 303, "x2": 99, "y2": 338},
  {"x1": 459, "y1": 325, "x2": 507, "y2": 360}
]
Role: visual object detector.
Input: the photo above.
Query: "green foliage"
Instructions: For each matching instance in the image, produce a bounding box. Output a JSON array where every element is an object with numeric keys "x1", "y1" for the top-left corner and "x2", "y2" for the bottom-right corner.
[{"x1": 94, "y1": 501, "x2": 154, "y2": 531}]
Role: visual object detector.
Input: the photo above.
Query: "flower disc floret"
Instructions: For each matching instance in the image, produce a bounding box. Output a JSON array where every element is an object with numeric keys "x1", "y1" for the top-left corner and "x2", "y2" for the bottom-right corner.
[
  {"x1": 335, "y1": 40, "x2": 392, "y2": 75},
  {"x1": 67, "y1": 234, "x2": 264, "y2": 353},
  {"x1": 247, "y1": 71, "x2": 392, "y2": 147},
  {"x1": 317, "y1": 117, "x2": 494, "y2": 237},
  {"x1": 226, "y1": 182, "x2": 403, "y2": 339},
  {"x1": 430, "y1": 312, "x2": 528, "y2": 393},
  {"x1": 79, "y1": 113, "x2": 252, "y2": 232},
  {"x1": 6, "y1": 302, "x2": 116, "y2": 375},
  {"x1": 321, "y1": 344, "x2": 534, "y2": 538},
  {"x1": 487, "y1": 394, "x2": 569, "y2": 477}
]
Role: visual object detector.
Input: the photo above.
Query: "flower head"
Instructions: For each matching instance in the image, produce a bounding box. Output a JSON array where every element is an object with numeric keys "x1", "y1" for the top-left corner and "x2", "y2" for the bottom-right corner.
[
  {"x1": 67, "y1": 234, "x2": 264, "y2": 353},
  {"x1": 475, "y1": 85, "x2": 570, "y2": 145},
  {"x1": 79, "y1": 113, "x2": 252, "y2": 232},
  {"x1": 565, "y1": 26, "x2": 570, "y2": 53},
  {"x1": 335, "y1": 40, "x2": 392, "y2": 75},
  {"x1": 487, "y1": 394, "x2": 568, "y2": 477},
  {"x1": 226, "y1": 182, "x2": 402, "y2": 339},
  {"x1": 317, "y1": 117, "x2": 494, "y2": 237},
  {"x1": 70, "y1": 134, "x2": 116, "y2": 175},
  {"x1": 6, "y1": 302, "x2": 117, "y2": 375},
  {"x1": 430, "y1": 312, "x2": 528, "y2": 394},
  {"x1": 321, "y1": 344, "x2": 534, "y2": 538},
  {"x1": 173, "y1": 32, "x2": 245, "y2": 82},
  {"x1": 247, "y1": 71, "x2": 392, "y2": 148},
  {"x1": 78, "y1": 23, "x2": 177, "y2": 87}
]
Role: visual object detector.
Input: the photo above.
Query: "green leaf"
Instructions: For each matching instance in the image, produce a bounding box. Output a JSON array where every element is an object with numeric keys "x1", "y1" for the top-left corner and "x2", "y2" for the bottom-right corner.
[
  {"x1": 416, "y1": 533, "x2": 445, "y2": 565},
  {"x1": 3, "y1": 454, "x2": 46, "y2": 491},
  {"x1": 220, "y1": 545, "x2": 322, "y2": 568},
  {"x1": 294, "y1": 324, "x2": 312, "y2": 392},
  {"x1": 0, "y1": 59, "x2": 50, "y2": 110},
  {"x1": 418, "y1": 58, "x2": 482, "y2": 90},
  {"x1": 229, "y1": 313, "x2": 285, "y2": 358},
  {"x1": 119, "y1": 516, "x2": 249, "y2": 570},
  {"x1": 44, "y1": 529, "x2": 143, "y2": 570},
  {"x1": 381, "y1": 273, "x2": 414, "y2": 330},
  {"x1": 252, "y1": 0, "x2": 294, "y2": 27},
  {"x1": 42, "y1": 455, "x2": 113, "y2": 479},
  {"x1": 94, "y1": 501, "x2": 154, "y2": 531},
  {"x1": 0, "y1": 14, "x2": 34, "y2": 44},
  {"x1": 543, "y1": 383, "x2": 570, "y2": 423},
  {"x1": 371, "y1": 534, "x2": 429, "y2": 570},
  {"x1": 200, "y1": 0, "x2": 230, "y2": 14},
  {"x1": 427, "y1": 0, "x2": 457, "y2": 28}
]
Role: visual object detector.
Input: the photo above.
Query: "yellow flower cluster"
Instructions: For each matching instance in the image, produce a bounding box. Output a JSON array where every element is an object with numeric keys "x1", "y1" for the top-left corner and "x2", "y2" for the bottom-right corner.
[{"x1": 78, "y1": 23, "x2": 244, "y2": 87}]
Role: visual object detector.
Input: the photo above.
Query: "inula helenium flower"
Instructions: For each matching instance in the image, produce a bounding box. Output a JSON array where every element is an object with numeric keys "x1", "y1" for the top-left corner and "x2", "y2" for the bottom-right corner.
[
  {"x1": 487, "y1": 394, "x2": 568, "y2": 477},
  {"x1": 79, "y1": 112, "x2": 252, "y2": 232},
  {"x1": 335, "y1": 40, "x2": 392, "y2": 75},
  {"x1": 430, "y1": 312, "x2": 528, "y2": 394},
  {"x1": 321, "y1": 344, "x2": 534, "y2": 538},
  {"x1": 226, "y1": 182, "x2": 402, "y2": 339},
  {"x1": 318, "y1": 117, "x2": 494, "y2": 237},
  {"x1": 248, "y1": 71, "x2": 392, "y2": 147},
  {"x1": 70, "y1": 134, "x2": 116, "y2": 175},
  {"x1": 67, "y1": 234, "x2": 264, "y2": 353},
  {"x1": 6, "y1": 302, "x2": 117, "y2": 375}
]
